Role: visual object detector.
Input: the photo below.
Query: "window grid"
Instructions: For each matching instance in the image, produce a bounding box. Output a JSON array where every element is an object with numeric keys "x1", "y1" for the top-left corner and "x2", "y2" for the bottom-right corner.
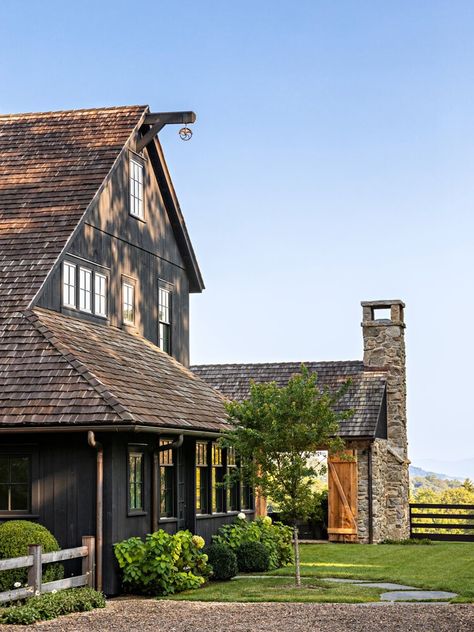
[
  {"x1": 159, "y1": 439, "x2": 175, "y2": 518},
  {"x1": 79, "y1": 267, "x2": 92, "y2": 312},
  {"x1": 129, "y1": 158, "x2": 144, "y2": 218},
  {"x1": 63, "y1": 262, "x2": 76, "y2": 308},
  {"x1": 94, "y1": 273, "x2": 107, "y2": 317},
  {"x1": 226, "y1": 448, "x2": 239, "y2": 512},
  {"x1": 196, "y1": 442, "x2": 209, "y2": 514},
  {"x1": 211, "y1": 443, "x2": 224, "y2": 513},
  {"x1": 128, "y1": 451, "x2": 144, "y2": 512},
  {"x1": 122, "y1": 282, "x2": 135, "y2": 324},
  {"x1": 158, "y1": 288, "x2": 171, "y2": 354},
  {"x1": 0, "y1": 455, "x2": 30, "y2": 512}
]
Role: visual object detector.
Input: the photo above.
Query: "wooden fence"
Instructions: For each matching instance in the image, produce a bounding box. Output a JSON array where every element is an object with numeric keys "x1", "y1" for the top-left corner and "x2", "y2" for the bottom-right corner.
[
  {"x1": 410, "y1": 503, "x2": 474, "y2": 542},
  {"x1": 0, "y1": 536, "x2": 95, "y2": 605}
]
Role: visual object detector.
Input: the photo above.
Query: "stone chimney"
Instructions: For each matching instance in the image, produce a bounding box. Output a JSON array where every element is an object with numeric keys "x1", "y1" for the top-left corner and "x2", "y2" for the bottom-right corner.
[{"x1": 361, "y1": 299, "x2": 409, "y2": 539}]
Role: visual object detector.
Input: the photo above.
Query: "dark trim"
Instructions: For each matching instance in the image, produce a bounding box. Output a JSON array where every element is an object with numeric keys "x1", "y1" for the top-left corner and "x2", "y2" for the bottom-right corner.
[{"x1": 368, "y1": 443, "x2": 373, "y2": 544}]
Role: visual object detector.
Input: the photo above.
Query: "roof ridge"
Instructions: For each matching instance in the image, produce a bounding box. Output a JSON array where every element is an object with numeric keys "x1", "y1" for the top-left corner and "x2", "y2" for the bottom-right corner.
[
  {"x1": 191, "y1": 360, "x2": 365, "y2": 368},
  {"x1": 0, "y1": 105, "x2": 148, "y2": 119},
  {"x1": 24, "y1": 310, "x2": 135, "y2": 423}
]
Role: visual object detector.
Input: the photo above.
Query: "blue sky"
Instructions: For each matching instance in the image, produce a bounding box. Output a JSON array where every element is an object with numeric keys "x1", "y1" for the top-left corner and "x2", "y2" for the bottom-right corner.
[{"x1": 1, "y1": 1, "x2": 473, "y2": 468}]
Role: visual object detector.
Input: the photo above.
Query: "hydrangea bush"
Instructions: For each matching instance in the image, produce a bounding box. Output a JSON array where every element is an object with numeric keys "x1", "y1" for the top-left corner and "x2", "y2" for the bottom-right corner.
[
  {"x1": 114, "y1": 529, "x2": 211, "y2": 596},
  {"x1": 213, "y1": 516, "x2": 293, "y2": 570}
]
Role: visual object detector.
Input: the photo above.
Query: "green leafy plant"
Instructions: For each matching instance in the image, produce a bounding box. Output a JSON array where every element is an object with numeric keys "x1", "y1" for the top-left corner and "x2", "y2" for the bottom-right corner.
[
  {"x1": 0, "y1": 587, "x2": 106, "y2": 624},
  {"x1": 114, "y1": 529, "x2": 211, "y2": 596},
  {"x1": 236, "y1": 541, "x2": 270, "y2": 573},
  {"x1": 205, "y1": 543, "x2": 238, "y2": 581},
  {"x1": 0, "y1": 521, "x2": 64, "y2": 592}
]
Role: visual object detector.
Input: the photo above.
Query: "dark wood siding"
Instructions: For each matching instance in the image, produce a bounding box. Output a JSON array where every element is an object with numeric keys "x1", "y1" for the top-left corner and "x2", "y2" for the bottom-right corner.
[{"x1": 36, "y1": 148, "x2": 191, "y2": 366}]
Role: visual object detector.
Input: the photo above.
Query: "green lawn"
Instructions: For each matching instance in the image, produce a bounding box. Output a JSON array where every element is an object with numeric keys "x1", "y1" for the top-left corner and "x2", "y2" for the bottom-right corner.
[
  {"x1": 270, "y1": 543, "x2": 474, "y2": 599},
  {"x1": 165, "y1": 542, "x2": 474, "y2": 603},
  {"x1": 165, "y1": 577, "x2": 382, "y2": 603}
]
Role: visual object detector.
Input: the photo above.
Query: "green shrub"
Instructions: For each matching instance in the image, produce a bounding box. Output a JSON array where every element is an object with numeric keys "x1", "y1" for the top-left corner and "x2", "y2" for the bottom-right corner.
[
  {"x1": 114, "y1": 529, "x2": 211, "y2": 596},
  {"x1": 213, "y1": 517, "x2": 293, "y2": 570},
  {"x1": 236, "y1": 541, "x2": 270, "y2": 573},
  {"x1": 0, "y1": 521, "x2": 64, "y2": 592},
  {"x1": 206, "y1": 543, "x2": 238, "y2": 581},
  {"x1": 0, "y1": 587, "x2": 106, "y2": 625}
]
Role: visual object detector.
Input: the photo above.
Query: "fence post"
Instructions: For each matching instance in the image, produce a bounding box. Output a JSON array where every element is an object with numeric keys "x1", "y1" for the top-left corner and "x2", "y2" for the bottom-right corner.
[
  {"x1": 82, "y1": 536, "x2": 96, "y2": 589},
  {"x1": 27, "y1": 544, "x2": 42, "y2": 596}
]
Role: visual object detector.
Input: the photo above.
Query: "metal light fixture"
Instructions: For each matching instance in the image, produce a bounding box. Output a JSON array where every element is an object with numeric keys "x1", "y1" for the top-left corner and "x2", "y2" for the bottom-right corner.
[{"x1": 179, "y1": 124, "x2": 193, "y2": 141}]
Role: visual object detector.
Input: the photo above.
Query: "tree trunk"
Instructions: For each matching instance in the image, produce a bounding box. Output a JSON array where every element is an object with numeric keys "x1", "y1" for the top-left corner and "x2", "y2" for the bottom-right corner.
[{"x1": 293, "y1": 523, "x2": 301, "y2": 587}]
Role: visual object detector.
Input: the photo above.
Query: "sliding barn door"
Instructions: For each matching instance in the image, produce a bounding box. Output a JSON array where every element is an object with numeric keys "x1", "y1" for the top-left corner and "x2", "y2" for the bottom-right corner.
[{"x1": 327, "y1": 450, "x2": 358, "y2": 542}]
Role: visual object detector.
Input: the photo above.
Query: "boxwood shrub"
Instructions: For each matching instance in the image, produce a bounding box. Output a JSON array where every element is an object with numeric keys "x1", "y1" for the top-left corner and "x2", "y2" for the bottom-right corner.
[
  {"x1": 0, "y1": 587, "x2": 106, "y2": 625},
  {"x1": 213, "y1": 517, "x2": 293, "y2": 570},
  {"x1": 206, "y1": 543, "x2": 238, "y2": 581},
  {"x1": 0, "y1": 521, "x2": 64, "y2": 592},
  {"x1": 236, "y1": 541, "x2": 270, "y2": 573}
]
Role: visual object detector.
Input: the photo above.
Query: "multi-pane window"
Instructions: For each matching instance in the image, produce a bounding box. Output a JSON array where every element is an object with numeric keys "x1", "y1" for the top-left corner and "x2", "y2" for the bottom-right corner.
[
  {"x1": 0, "y1": 455, "x2": 30, "y2": 512},
  {"x1": 226, "y1": 447, "x2": 240, "y2": 512},
  {"x1": 63, "y1": 262, "x2": 76, "y2": 308},
  {"x1": 94, "y1": 273, "x2": 107, "y2": 317},
  {"x1": 129, "y1": 158, "x2": 144, "y2": 219},
  {"x1": 128, "y1": 450, "x2": 144, "y2": 512},
  {"x1": 211, "y1": 443, "x2": 224, "y2": 513},
  {"x1": 241, "y1": 473, "x2": 254, "y2": 511},
  {"x1": 122, "y1": 282, "x2": 135, "y2": 324},
  {"x1": 79, "y1": 267, "x2": 92, "y2": 312},
  {"x1": 158, "y1": 288, "x2": 171, "y2": 354},
  {"x1": 195, "y1": 442, "x2": 209, "y2": 514},
  {"x1": 159, "y1": 439, "x2": 175, "y2": 518}
]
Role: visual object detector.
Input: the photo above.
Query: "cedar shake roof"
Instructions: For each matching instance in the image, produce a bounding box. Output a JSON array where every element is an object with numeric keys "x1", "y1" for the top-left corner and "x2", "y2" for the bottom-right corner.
[
  {"x1": 0, "y1": 105, "x2": 223, "y2": 432},
  {"x1": 190, "y1": 362, "x2": 387, "y2": 438},
  {"x1": 0, "y1": 105, "x2": 147, "y2": 317},
  {"x1": 25, "y1": 308, "x2": 228, "y2": 431}
]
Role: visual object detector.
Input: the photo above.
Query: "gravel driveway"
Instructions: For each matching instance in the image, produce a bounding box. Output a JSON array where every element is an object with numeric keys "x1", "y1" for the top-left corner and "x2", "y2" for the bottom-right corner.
[{"x1": 1, "y1": 598, "x2": 473, "y2": 631}]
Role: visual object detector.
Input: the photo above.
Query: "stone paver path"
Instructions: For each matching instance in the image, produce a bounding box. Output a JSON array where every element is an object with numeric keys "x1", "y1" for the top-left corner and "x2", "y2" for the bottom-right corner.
[{"x1": 381, "y1": 590, "x2": 458, "y2": 602}]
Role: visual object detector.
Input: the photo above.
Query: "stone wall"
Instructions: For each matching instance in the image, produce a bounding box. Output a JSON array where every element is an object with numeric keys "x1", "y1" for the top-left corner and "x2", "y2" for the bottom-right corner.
[{"x1": 360, "y1": 300, "x2": 410, "y2": 541}]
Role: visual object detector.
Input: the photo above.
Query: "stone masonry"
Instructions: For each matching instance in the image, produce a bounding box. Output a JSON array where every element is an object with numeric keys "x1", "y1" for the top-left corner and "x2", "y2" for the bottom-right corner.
[{"x1": 359, "y1": 300, "x2": 410, "y2": 541}]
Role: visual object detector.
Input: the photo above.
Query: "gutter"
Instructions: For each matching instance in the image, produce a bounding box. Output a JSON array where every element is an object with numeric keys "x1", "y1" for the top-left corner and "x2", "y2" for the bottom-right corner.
[
  {"x1": 0, "y1": 425, "x2": 223, "y2": 438},
  {"x1": 87, "y1": 431, "x2": 103, "y2": 592}
]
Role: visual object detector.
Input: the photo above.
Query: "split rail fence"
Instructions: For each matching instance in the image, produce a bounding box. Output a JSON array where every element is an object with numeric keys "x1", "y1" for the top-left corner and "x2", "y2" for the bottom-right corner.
[
  {"x1": 0, "y1": 535, "x2": 95, "y2": 605},
  {"x1": 410, "y1": 503, "x2": 474, "y2": 542}
]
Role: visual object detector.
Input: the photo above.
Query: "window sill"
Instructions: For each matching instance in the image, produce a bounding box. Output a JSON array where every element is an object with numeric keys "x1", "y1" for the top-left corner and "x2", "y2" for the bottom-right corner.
[
  {"x1": 159, "y1": 517, "x2": 178, "y2": 523},
  {"x1": 0, "y1": 514, "x2": 39, "y2": 520},
  {"x1": 129, "y1": 213, "x2": 146, "y2": 224},
  {"x1": 127, "y1": 511, "x2": 147, "y2": 518}
]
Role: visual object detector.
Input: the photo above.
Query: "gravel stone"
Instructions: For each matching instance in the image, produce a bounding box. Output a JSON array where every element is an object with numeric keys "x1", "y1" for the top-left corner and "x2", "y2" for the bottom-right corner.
[{"x1": 0, "y1": 598, "x2": 473, "y2": 632}]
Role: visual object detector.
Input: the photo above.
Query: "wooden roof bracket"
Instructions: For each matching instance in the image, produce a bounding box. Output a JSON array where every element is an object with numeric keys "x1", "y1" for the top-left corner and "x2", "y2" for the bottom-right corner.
[{"x1": 135, "y1": 111, "x2": 196, "y2": 152}]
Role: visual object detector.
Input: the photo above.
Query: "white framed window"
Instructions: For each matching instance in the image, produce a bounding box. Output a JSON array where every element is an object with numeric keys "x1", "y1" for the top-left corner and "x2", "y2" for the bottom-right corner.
[
  {"x1": 94, "y1": 273, "x2": 107, "y2": 317},
  {"x1": 122, "y1": 281, "x2": 135, "y2": 324},
  {"x1": 158, "y1": 287, "x2": 171, "y2": 354},
  {"x1": 129, "y1": 158, "x2": 144, "y2": 219},
  {"x1": 63, "y1": 262, "x2": 76, "y2": 308},
  {"x1": 79, "y1": 267, "x2": 92, "y2": 313}
]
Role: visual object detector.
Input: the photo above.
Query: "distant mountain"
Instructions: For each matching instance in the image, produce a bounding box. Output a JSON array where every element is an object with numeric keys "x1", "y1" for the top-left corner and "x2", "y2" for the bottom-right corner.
[
  {"x1": 409, "y1": 465, "x2": 458, "y2": 481},
  {"x1": 415, "y1": 458, "x2": 474, "y2": 482}
]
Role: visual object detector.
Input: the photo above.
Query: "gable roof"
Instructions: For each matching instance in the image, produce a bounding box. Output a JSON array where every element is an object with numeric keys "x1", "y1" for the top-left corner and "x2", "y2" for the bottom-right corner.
[
  {"x1": 190, "y1": 361, "x2": 387, "y2": 439},
  {"x1": 0, "y1": 105, "x2": 147, "y2": 317},
  {"x1": 0, "y1": 308, "x2": 228, "y2": 431}
]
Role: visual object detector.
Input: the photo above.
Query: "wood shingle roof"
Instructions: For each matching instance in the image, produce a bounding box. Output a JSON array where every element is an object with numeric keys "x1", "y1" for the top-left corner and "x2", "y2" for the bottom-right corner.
[{"x1": 190, "y1": 361, "x2": 387, "y2": 439}]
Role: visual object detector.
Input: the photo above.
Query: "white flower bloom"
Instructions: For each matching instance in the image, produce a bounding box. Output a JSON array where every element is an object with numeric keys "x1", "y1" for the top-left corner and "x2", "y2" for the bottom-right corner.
[
  {"x1": 13, "y1": 582, "x2": 21, "y2": 588},
  {"x1": 35, "y1": 590, "x2": 40, "y2": 596},
  {"x1": 237, "y1": 512, "x2": 246, "y2": 520},
  {"x1": 51, "y1": 589, "x2": 57, "y2": 594}
]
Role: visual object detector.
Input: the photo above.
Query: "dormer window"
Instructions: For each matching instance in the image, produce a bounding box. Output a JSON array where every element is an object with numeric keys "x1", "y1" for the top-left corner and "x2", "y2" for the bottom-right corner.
[
  {"x1": 63, "y1": 262, "x2": 76, "y2": 308},
  {"x1": 95, "y1": 273, "x2": 107, "y2": 317},
  {"x1": 122, "y1": 280, "x2": 135, "y2": 324},
  {"x1": 79, "y1": 267, "x2": 92, "y2": 312},
  {"x1": 158, "y1": 286, "x2": 171, "y2": 354},
  {"x1": 129, "y1": 157, "x2": 144, "y2": 219}
]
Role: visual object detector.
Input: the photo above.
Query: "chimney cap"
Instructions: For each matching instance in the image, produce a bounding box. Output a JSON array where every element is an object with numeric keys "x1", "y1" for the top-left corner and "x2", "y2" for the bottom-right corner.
[{"x1": 361, "y1": 299, "x2": 405, "y2": 308}]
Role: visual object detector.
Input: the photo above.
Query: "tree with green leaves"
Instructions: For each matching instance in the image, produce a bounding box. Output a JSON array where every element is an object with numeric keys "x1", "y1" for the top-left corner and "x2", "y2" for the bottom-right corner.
[{"x1": 223, "y1": 365, "x2": 353, "y2": 586}]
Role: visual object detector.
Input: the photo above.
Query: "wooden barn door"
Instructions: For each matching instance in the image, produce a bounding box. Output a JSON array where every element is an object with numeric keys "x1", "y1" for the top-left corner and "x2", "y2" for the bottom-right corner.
[{"x1": 327, "y1": 450, "x2": 358, "y2": 542}]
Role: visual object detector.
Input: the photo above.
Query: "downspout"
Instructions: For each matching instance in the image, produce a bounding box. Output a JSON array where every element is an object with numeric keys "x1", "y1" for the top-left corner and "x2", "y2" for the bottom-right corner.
[
  {"x1": 87, "y1": 431, "x2": 103, "y2": 591},
  {"x1": 152, "y1": 435, "x2": 184, "y2": 532},
  {"x1": 368, "y1": 443, "x2": 374, "y2": 544}
]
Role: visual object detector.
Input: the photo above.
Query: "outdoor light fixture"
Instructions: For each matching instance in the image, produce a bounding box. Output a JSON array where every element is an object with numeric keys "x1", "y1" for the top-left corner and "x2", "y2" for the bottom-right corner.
[{"x1": 136, "y1": 111, "x2": 196, "y2": 151}]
